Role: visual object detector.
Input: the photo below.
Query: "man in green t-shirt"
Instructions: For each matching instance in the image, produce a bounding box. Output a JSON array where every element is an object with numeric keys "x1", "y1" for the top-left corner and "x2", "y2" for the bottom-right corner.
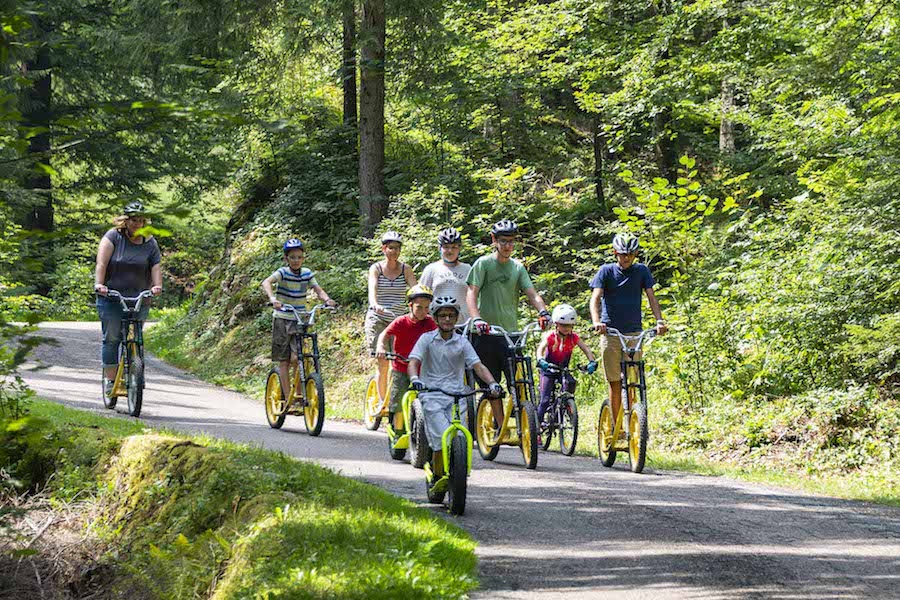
[{"x1": 466, "y1": 219, "x2": 551, "y2": 428}]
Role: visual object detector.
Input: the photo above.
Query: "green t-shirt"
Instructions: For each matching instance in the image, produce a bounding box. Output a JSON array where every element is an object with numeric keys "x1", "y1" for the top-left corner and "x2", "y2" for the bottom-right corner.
[{"x1": 466, "y1": 255, "x2": 534, "y2": 332}]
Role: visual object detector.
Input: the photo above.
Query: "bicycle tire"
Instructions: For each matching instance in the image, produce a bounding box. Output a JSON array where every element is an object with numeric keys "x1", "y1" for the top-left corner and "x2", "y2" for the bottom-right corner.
[
  {"x1": 475, "y1": 396, "x2": 500, "y2": 461},
  {"x1": 410, "y1": 398, "x2": 429, "y2": 469},
  {"x1": 264, "y1": 369, "x2": 287, "y2": 429},
  {"x1": 304, "y1": 373, "x2": 326, "y2": 437},
  {"x1": 363, "y1": 377, "x2": 382, "y2": 431},
  {"x1": 520, "y1": 400, "x2": 539, "y2": 470},
  {"x1": 559, "y1": 394, "x2": 578, "y2": 456},
  {"x1": 629, "y1": 400, "x2": 649, "y2": 473},
  {"x1": 126, "y1": 344, "x2": 143, "y2": 417},
  {"x1": 597, "y1": 399, "x2": 617, "y2": 467},
  {"x1": 102, "y1": 372, "x2": 116, "y2": 409},
  {"x1": 448, "y1": 435, "x2": 468, "y2": 516}
]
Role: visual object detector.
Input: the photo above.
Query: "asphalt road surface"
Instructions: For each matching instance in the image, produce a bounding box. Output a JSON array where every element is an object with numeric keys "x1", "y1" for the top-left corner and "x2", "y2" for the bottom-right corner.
[{"x1": 19, "y1": 322, "x2": 900, "y2": 599}]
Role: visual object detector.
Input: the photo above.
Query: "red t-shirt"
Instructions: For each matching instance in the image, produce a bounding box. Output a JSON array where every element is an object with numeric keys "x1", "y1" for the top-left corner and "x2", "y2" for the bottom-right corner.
[
  {"x1": 384, "y1": 315, "x2": 438, "y2": 373},
  {"x1": 543, "y1": 331, "x2": 579, "y2": 366}
]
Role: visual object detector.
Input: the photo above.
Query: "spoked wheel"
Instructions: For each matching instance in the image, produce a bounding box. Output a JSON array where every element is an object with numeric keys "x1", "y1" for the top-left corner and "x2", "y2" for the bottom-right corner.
[
  {"x1": 264, "y1": 369, "x2": 287, "y2": 429},
  {"x1": 597, "y1": 399, "x2": 617, "y2": 467},
  {"x1": 559, "y1": 395, "x2": 579, "y2": 457},
  {"x1": 447, "y1": 435, "x2": 468, "y2": 516},
  {"x1": 409, "y1": 398, "x2": 429, "y2": 469},
  {"x1": 102, "y1": 372, "x2": 117, "y2": 409},
  {"x1": 475, "y1": 396, "x2": 500, "y2": 461},
  {"x1": 126, "y1": 343, "x2": 144, "y2": 417},
  {"x1": 519, "y1": 401, "x2": 539, "y2": 470},
  {"x1": 304, "y1": 373, "x2": 326, "y2": 437},
  {"x1": 628, "y1": 401, "x2": 649, "y2": 473},
  {"x1": 363, "y1": 377, "x2": 382, "y2": 431}
]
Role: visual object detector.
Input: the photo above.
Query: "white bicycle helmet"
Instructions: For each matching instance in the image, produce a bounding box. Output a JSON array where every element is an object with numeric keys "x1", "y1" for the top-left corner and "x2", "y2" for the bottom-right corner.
[
  {"x1": 430, "y1": 295, "x2": 460, "y2": 316},
  {"x1": 612, "y1": 233, "x2": 639, "y2": 254},
  {"x1": 490, "y1": 219, "x2": 518, "y2": 236},
  {"x1": 551, "y1": 304, "x2": 577, "y2": 325},
  {"x1": 381, "y1": 231, "x2": 402, "y2": 245}
]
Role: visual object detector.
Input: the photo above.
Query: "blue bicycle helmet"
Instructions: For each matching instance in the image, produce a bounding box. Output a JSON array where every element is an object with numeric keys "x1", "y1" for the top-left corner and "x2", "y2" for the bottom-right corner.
[{"x1": 283, "y1": 238, "x2": 305, "y2": 253}]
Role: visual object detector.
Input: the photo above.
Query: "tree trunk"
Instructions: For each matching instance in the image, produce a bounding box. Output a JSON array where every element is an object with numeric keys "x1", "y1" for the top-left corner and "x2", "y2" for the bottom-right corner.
[
  {"x1": 342, "y1": 0, "x2": 357, "y2": 129},
  {"x1": 592, "y1": 115, "x2": 607, "y2": 213},
  {"x1": 358, "y1": 0, "x2": 386, "y2": 236},
  {"x1": 653, "y1": 107, "x2": 675, "y2": 181},
  {"x1": 719, "y1": 76, "x2": 736, "y2": 154}
]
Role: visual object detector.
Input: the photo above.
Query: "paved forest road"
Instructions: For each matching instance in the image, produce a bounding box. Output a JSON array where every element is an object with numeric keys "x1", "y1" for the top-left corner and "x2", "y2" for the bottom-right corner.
[{"x1": 19, "y1": 323, "x2": 900, "y2": 599}]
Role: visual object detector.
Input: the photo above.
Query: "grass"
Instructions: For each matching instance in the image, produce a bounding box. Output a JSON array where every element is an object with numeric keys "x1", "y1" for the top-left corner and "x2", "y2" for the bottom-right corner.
[{"x1": 9, "y1": 399, "x2": 479, "y2": 599}]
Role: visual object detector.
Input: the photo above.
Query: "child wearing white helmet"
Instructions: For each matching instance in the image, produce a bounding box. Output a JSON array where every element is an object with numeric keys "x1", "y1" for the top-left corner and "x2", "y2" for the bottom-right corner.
[{"x1": 535, "y1": 304, "x2": 598, "y2": 427}]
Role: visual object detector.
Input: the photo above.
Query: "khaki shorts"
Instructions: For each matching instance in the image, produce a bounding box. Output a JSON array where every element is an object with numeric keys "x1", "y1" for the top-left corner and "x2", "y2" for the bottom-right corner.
[
  {"x1": 600, "y1": 331, "x2": 642, "y2": 382},
  {"x1": 364, "y1": 310, "x2": 391, "y2": 355},
  {"x1": 272, "y1": 317, "x2": 301, "y2": 362}
]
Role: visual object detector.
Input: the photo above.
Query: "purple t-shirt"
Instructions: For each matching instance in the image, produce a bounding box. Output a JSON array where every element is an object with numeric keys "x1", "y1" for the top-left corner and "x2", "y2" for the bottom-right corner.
[
  {"x1": 102, "y1": 229, "x2": 161, "y2": 297},
  {"x1": 589, "y1": 263, "x2": 655, "y2": 332}
]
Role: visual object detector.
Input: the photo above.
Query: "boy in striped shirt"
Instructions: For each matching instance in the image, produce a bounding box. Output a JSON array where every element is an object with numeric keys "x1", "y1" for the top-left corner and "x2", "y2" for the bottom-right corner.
[{"x1": 262, "y1": 238, "x2": 337, "y2": 401}]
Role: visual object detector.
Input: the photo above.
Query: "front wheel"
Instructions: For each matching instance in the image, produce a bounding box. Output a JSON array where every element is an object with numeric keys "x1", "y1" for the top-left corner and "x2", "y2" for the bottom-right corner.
[
  {"x1": 475, "y1": 397, "x2": 500, "y2": 461},
  {"x1": 448, "y1": 435, "x2": 468, "y2": 516},
  {"x1": 126, "y1": 344, "x2": 144, "y2": 417},
  {"x1": 304, "y1": 373, "x2": 326, "y2": 437},
  {"x1": 264, "y1": 369, "x2": 287, "y2": 429},
  {"x1": 628, "y1": 401, "x2": 649, "y2": 473},
  {"x1": 597, "y1": 399, "x2": 617, "y2": 467},
  {"x1": 558, "y1": 395, "x2": 579, "y2": 456},
  {"x1": 409, "y1": 399, "x2": 429, "y2": 469},
  {"x1": 363, "y1": 377, "x2": 382, "y2": 431},
  {"x1": 519, "y1": 401, "x2": 539, "y2": 470}
]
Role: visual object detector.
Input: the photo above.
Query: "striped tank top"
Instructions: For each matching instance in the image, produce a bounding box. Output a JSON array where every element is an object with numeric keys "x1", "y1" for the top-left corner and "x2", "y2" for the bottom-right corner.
[{"x1": 373, "y1": 262, "x2": 409, "y2": 323}]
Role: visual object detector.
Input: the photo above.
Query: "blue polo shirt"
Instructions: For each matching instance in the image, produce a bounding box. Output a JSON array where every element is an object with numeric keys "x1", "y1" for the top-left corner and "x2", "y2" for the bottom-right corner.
[{"x1": 589, "y1": 263, "x2": 655, "y2": 332}]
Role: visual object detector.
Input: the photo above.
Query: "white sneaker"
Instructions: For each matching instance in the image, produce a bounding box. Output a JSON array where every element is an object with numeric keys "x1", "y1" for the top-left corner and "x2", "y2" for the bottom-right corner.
[{"x1": 103, "y1": 378, "x2": 114, "y2": 397}]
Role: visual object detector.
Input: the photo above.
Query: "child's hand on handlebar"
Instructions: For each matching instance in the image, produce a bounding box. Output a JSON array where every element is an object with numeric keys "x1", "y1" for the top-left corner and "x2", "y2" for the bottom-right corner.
[
  {"x1": 488, "y1": 382, "x2": 503, "y2": 398},
  {"x1": 375, "y1": 346, "x2": 388, "y2": 360},
  {"x1": 586, "y1": 360, "x2": 598, "y2": 375},
  {"x1": 537, "y1": 358, "x2": 551, "y2": 372},
  {"x1": 272, "y1": 300, "x2": 284, "y2": 310}
]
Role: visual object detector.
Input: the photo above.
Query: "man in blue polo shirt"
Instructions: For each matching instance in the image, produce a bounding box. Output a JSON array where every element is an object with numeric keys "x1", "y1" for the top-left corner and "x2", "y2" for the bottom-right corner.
[{"x1": 589, "y1": 233, "x2": 667, "y2": 421}]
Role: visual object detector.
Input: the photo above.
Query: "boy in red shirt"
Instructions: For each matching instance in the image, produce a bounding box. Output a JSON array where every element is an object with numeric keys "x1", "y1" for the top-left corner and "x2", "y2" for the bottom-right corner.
[
  {"x1": 535, "y1": 304, "x2": 597, "y2": 426},
  {"x1": 375, "y1": 285, "x2": 437, "y2": 430}
]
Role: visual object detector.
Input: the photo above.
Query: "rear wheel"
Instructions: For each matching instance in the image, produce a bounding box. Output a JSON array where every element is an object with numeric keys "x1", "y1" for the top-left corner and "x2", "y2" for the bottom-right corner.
[
  {"x1": 559, "y1": 395, "x2": 579, "y2": 456},
  {"x1": 409, "y1": 399, "x2": 429, "y2": 469},
  {"x1": 264, "y1": 369, "x2": 287, "y2": 429},
  {"x1": 448, "y1": 435, "x2": 468, "y2": 516},
  {"x1": 475, "y1": 396, "x2": 500, "y2": 461},
  {"x1": 520, "y1": 401, "x2": 539, "y2": 470},
  {"x1": 126, "y1": 343, "x2": 143, "y2": 417},
  {"x1": 363, "y1": 377, "x2": 382, "y2": 431},
  {"x1": 304, "y1": 374, "x2": 326, "y2": 436},
  {"x1": 597, "y1": 399, "x2": 617, "y2": 467},
  {"x1": 628, "y1": 400, "x2": 649, "y2": 473}
]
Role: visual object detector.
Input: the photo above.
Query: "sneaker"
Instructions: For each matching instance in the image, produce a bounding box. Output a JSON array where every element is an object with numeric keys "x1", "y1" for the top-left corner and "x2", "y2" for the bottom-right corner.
[{"x1": 103, "y1": 378, "x2": 114, "y2": 398}]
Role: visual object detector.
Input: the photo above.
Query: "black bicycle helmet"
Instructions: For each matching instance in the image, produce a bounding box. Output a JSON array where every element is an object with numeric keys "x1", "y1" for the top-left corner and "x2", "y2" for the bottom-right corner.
[{"x1": 490, "y1": 219, "x2": 518, "y2": 236}]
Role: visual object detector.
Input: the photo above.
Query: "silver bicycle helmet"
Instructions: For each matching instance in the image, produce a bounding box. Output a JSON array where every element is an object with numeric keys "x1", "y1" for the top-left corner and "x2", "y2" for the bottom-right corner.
[
  {"x1": 612, "y1": 233, "x2": 640, "y2": 254},
  {"x1": 123, "y1": 201, "x2": 146, "y2": 216},
  {"x1": 437, "y1": 227, "x2": 462, "y2": 246}
]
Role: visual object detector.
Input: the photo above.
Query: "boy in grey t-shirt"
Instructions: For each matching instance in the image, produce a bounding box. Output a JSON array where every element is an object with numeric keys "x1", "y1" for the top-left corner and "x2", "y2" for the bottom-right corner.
[{"x1": 409, "y1": 296, "x2": 501, "y2": 484}]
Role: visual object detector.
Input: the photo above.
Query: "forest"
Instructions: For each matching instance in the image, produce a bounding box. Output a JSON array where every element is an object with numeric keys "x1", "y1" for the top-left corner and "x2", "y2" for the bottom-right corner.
[{"x1": 2, "y1": 0, "x2": 898, "y2": 493}]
